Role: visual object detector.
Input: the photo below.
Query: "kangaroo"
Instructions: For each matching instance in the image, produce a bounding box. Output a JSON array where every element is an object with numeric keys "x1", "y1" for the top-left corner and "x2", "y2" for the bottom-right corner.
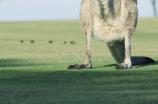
[{"x1": 68, "y1": 0, "x2": 155, "y2": 69}]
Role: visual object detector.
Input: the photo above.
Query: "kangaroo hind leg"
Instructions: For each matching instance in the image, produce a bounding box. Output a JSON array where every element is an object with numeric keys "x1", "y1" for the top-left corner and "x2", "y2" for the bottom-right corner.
[
  {"x1": 107, "y1": 40, "x2": 126, "y2": 69},
  {"x1": 107, "y1": 39, "x2": 132, "y2": 69},
  {"x1": 114, "y1": 32, "x2": 132, "y2": 69},
  {"x1": 68, "y1": 0, "x2": 92, "y2": 69},
  {"x1": 68, "y1": 31, "x2": 92, "y2": 69}
]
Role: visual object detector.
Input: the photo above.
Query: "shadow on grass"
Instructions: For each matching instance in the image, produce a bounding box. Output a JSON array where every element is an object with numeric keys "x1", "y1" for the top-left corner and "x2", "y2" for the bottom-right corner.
[
  {"x1": 1, "y1": 67, "x2": 158, "y2": 86},
  {"x1": 0, "y1": 63, "x2": 158, "y2": 103},
  {"x1": 94, "y1": 60, "x2": 158, "y2": 69},
  {"x1": 0, "y1": 58, "x2": 157, "y2": 85},
  {"x1": 94, "y1": 64, "x2": 116, "y2": 69},
  {"x1": 0, "y1": 58, "x2": 158, "y2": 103},
  {"x1": 0, "y1": 58, "x2": 50, "y2": 67},
  {"x1": 135, "y1": 60, "x2": 158, "y2": 68}
]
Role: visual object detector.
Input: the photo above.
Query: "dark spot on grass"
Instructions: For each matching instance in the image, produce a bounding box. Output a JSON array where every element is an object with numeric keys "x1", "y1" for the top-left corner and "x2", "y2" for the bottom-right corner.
[
  {"x1": 20, "y1": 40, "x2": 23, "y2": 43},
  {"x1": 70, "y1": 41, "x2": 76, "y2": 44},
  {"x1": 30, "y1": 40, "x2": 35, "y2": 43},
  {"x1": 49, "y1": 41, "x2": 53, "y2": 43}
]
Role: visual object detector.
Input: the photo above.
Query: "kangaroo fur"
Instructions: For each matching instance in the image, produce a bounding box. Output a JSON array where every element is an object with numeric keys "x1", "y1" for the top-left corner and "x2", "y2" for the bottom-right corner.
[{"x1": 68, "y1": 0, "x2": 155, "y2": 69}]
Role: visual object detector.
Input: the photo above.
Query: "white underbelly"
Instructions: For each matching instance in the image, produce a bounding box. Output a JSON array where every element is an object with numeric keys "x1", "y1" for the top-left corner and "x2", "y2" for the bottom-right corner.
[
  {"x1": 92, "y1": 17, "x2": 125, "y2": 43},
  {"x1": 93, "y1": 29, "x2": 124, "y2": 42}
]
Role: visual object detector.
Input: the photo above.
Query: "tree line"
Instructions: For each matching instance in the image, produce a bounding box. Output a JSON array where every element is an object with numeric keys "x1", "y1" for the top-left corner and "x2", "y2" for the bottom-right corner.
[{"x1": 151, "y1": 0, "x2": 157, "y2": 17}]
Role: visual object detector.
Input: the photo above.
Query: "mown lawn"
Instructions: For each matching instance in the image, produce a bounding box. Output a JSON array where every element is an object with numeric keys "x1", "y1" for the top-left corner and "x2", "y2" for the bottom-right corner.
[{"x1": 0, "y1": 18, "x2": 158, "y2": 104}]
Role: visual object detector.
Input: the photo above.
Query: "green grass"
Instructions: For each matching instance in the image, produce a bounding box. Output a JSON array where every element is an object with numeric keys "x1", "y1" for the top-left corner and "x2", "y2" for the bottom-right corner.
[{"x1": 0, "y1": 18, "x2": 158, "y2": 104}]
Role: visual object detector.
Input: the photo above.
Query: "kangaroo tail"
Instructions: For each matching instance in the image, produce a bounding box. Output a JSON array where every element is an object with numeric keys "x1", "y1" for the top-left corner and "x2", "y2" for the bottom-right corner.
[
  {"x1": 131, "y1": 56, "x2": 155, "y2": 66},
  {"x1": 107, "y1": 40, "x2": 155, "y2": 66}
]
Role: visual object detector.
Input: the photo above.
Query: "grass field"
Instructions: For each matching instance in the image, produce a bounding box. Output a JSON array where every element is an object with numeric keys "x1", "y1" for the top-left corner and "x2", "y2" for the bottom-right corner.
[{"x1": 0, "y1": 18, "x2": 158, "y2": 104}]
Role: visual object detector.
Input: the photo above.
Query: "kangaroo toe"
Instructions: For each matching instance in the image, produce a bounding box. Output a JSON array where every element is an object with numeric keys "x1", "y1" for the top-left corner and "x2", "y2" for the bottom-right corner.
[
  {"x1": 115, "y1": 64, "x2": 125, "y2": 69},
  {"x1": 68, "y1": 64, "x2": 87, "y2": 69},
  {"x1": 115, "y1": 63, "x2": 132, "y2": 69}
]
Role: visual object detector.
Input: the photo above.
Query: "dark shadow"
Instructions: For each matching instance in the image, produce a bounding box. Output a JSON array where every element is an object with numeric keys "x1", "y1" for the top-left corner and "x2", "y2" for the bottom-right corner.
[
  {"x1": 94, "y1": 64, "x2": 116, "y2": 69},
  {"x1": 1, "y1": 69, "x2": 158, "y2": 85},
  {"x1": 103, "y1": 64, "x2": 116, "y2": 67},
  {"x1": 94, "y1": 60, "x2": 158, "y2": 69},
  {"x1": 0, "y1": 58, "x2": 49, "y2": 67},
  {"x1": 97, "y1": 0, "x2": 106, "y2": 19},
  {"x1": 1, "y1": 66, "x2": 158, "y2": 103},
  {"x1": 108, "y1": 0, "x2": 115, "y2": 18},
  {"x1": 134, "y1": 60, "x2": 158, "y2": 68},
  {"x1": 97, "y1": 0, "x2": 115, "y2": 19}
]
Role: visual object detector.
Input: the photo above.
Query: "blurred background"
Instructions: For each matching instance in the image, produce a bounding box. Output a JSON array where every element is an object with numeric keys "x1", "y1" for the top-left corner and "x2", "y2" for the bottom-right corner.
[{"x1": 0, "y1": 0, "x2": 157, "y2": 22}]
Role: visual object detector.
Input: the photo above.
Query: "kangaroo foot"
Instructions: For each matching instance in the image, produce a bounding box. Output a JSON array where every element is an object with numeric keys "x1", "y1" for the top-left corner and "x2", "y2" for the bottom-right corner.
[
  {"x1": 115, "y1": 63, "x2": 132, "y2": 69},
  {"x1": 68, "y1": 64, "x2": 92, "y2": 69}
]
